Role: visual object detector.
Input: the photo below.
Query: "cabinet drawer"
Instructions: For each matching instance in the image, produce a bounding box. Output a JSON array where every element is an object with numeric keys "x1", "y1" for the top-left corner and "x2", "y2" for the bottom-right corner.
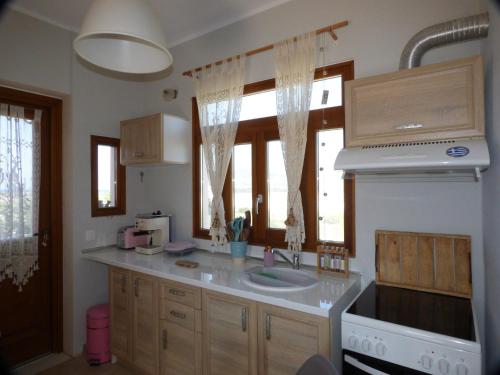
[
  {"x1": 345, "y1": 56, "x2": 484, "y2": 147},
  {"x1": 160, "y1": 300, "x2": 201, "y2": 332},
  {"x1": 160, "y1": 280, "x2": 201, "y2": 309}
]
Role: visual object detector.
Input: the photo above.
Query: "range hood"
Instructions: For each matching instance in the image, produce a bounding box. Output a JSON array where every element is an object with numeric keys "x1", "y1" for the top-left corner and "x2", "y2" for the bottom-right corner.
[{"x1": 334, "y1": 139, "x2": 490, "y2": 181}]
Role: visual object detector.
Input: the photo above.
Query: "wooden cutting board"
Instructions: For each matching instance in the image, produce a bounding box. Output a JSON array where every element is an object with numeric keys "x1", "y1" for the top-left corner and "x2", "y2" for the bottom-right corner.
[{"x1": 375, "y1": 230, "x2": 472, "y2": 298}]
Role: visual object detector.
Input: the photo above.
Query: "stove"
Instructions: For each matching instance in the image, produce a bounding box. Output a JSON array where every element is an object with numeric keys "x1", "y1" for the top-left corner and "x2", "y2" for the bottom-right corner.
[{"x1": 341, "y1": 282, "x2": 481, "y2": 375}]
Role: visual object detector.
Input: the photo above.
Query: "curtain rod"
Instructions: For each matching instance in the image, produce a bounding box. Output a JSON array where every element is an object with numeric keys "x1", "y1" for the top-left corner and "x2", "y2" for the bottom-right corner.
[{"x1": 182, "y1": 19, "x2": 349, "y2": 77}]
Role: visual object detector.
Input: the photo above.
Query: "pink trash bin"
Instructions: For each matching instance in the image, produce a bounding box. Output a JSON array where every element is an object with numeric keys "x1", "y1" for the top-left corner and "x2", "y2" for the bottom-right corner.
[{"x1": 86, "y1": 304, "x2": 111, "y2": 365}]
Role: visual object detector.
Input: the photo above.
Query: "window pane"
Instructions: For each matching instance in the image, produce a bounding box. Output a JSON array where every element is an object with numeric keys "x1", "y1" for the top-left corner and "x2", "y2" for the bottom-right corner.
[
  {"x1": 317, "y1": 129, "x2": 344, "y2": 242},
  {"x1": 239, "y1": 75, "x2": 342, "y2": 122},
  {"x1": 267, "y1": 141, "x2": 287, "y2": 229},
  {"x1": 232, "y1": 144, "x2": 252, "y2": 219},
  {"x1": 200, "y1": 145, "x2": 213, "y2": 229},
  {"x1": 97, "y1": 144, "x2": 117, "y2": 208}
]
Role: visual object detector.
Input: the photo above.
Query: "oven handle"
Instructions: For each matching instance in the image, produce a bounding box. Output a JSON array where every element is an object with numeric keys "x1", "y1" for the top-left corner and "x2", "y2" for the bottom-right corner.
[{"x1": 344, "y1": 354, "x2": 390, "y2": 375}]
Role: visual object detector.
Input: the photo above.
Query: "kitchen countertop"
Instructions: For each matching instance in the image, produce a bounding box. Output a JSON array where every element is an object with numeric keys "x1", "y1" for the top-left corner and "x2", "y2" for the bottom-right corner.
[{"x1": 82, "y1": 246, "x2": 361, "y2": 317}]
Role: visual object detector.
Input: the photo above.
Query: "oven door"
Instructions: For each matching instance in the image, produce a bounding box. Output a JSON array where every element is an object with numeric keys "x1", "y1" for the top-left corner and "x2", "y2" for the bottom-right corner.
[{"x1": 343, "y1": 350, "x2": 428, "y2": 375}]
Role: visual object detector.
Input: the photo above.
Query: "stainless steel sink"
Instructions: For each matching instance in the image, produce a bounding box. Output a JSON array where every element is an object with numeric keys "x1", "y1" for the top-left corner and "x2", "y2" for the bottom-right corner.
[{"x1": 242, "y1": 266, "x2": 318, "y2": 292}]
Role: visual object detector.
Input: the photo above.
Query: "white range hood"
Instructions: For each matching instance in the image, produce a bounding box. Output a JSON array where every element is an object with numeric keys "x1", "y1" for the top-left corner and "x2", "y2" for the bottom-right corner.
[{"x1": 334, "y1": 139, "x2": 490, "y2": 181}]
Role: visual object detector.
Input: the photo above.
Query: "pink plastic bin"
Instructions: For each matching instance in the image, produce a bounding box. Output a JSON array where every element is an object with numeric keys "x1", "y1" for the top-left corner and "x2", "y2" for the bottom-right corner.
[{"x1": 86, "y1": 304, "x2": 111, "y2": 365}]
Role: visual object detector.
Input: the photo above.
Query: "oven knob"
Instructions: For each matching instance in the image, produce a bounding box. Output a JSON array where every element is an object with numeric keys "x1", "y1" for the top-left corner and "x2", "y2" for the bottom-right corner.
[
  {"x1": 361, "y1": 339, "x2": 372, "y2": 353},
  {"x1": 421, "y1": 355, "x2": 433, "y2": 370},
  {"x1": 348, "y1": 336, "x2": 359, "y2": 349},
  {"x1": 438, "y1": 358, "x2": 450, "y2": 374},
  {"x1": 375, "y1": 342, "x2": 387, "y2": 357},
  {"x1": 456, "y1": 364, "x2": 469, "y2": 375}
]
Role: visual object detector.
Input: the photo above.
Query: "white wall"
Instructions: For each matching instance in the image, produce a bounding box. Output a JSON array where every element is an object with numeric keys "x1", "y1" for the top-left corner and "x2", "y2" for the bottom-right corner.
[
  {"x1": 481, "y1": 1, "x2": 500, "y2": 373},
  {"x1": 0, "y1": 9, "x2": 151, "y2": 355},
  {"x1": 140, "y1": 0, "x2": 487, "y2": 347}
]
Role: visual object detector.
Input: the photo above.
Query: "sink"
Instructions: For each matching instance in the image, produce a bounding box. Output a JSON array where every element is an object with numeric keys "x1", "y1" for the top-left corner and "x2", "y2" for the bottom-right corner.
[{"x1": 242, "y1": 266, "x2": 318, "y2": 292}]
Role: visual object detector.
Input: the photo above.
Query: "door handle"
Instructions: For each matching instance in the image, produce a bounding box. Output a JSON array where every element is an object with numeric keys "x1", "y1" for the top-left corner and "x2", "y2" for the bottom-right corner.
[
  {"x1": 33, "y1": 229, "x2": 49, "y2": 247},
  {"x1": 134, "y1": 279, "x2": 139, "y2": 297},
  {"x1": 255, "y1": 194, "x2": 263, "y2": 215},
  {"x1": 241, "y1": 307, "x2": 248, "y2": 332},
  {"x1": 265, "y1": 314, "x2": 271, "y2": 340},
  {"x1": 162, "y1": 329, "x2": 168, "y2": 350}
]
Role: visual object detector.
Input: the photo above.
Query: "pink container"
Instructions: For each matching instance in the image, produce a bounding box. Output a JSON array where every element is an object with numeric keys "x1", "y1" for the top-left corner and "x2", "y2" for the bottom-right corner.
[{"x1": 86, "y1": 304, "x2": 111, "y2": 365}]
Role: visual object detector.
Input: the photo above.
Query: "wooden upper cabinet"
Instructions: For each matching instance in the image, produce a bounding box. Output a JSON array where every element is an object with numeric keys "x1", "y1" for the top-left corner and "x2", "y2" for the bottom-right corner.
[
  {"x1": 202, "y1": 290, "x2": 257, "y2": 375},
  {"x1": 258, "y1": 304, "x2": 330, "y2": 375},
  {"x1": 109, "y1": 267, "x2": 132, "y2": 362},
  {"x1": 132, "y1": 273, "x2": 159, "y2": 375},
  {"x1": 120, "y1": 113, "x2": 189, "y2": 165},
  {"x1": 345, "y1": 56, "x2": 484, "y2": 147}
]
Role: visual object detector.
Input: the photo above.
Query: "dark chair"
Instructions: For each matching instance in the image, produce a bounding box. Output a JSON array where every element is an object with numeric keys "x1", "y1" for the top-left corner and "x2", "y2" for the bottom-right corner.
[{"x1": 296, "y1": 355, "x2": 339, "y2": 375}]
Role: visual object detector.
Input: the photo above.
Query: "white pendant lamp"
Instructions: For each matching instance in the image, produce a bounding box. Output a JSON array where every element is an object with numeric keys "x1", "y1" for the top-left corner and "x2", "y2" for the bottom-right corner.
[{"x1": 74, "y1": 0, "x2": 172, "y2": 74}]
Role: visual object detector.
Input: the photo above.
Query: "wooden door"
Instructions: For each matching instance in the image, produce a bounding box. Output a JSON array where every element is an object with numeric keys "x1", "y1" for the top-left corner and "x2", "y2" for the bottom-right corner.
[
  {"x1": 109, "y1": 267, "x2": 132, "y2": 362},
  {"x1": 132, "y1": 273, "x2": 159, "y2": 375},
  {"x1": 159, "y1": 320, "x2": 202, "y2": 375},
  {"x1": 202, "y1": 291, "x2": 257, "y2": 375},
  {"x1": 120, "y1": 114, "x2": 162, "y2": 165},
  {"x1": 258, "y1": 304, "x2": 330, "y2": 375},
  {"x1": 0, "y1": 88, "x2": 62, "y2": 368}
]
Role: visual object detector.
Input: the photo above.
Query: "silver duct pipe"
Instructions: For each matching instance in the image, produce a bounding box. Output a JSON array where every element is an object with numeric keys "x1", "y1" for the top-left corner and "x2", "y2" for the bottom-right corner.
[{"x1": 399, "y1": 12, "x2": 489, "y2": 70}]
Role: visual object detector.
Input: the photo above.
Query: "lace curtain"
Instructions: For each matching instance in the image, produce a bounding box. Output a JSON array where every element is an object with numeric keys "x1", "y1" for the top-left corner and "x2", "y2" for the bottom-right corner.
[
  {"x1": 274, "y1": 32, "x2": 316, "y2": 252},
  {"x1": 192, "y1": 57, "x2": 246, "y2": 246},
  {"x1": 0, "y1": 103, "x2": 41, "y2": 291}
]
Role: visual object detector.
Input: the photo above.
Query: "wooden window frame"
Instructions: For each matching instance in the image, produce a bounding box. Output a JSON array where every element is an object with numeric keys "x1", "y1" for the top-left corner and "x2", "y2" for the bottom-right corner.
[
  {"x1": 90, "y1": 135, "x2": 126, "y2": 217},
  {"x1": 192, "y1": 60, "x2": 355, "y2": 254}
]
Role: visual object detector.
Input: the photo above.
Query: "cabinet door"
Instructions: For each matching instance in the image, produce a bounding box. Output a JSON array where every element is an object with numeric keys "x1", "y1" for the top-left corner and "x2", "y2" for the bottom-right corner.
[
  {"x1": 258, "y1": 304, "x2": 330, "y2": 375},
  {"x1": 132, "y1": 273, "x2": 159, "y2": 375},
  {"x1": 121, "y1": 114, "x2": 163, "y2": 164},
  {"x1": 109, "y1": 267, "x2": 132, "y2": 362},
  {"x1": 159, "y1": 320, "x2": 202, "y2": 375},
  {"x1": 345, "y1": 56, "x2": 484, "y2": 147},
  {"x1": 202, "y1": 291, "x2": 257, "y2": 375}
]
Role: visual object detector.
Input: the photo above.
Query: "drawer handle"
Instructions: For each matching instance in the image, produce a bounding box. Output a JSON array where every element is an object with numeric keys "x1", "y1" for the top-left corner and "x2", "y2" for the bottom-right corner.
[
  {"x1": 170, "y1": 310, "x2": 186, "y2": 320},
  {"x1": 162, "y1": 329, "x2": 168, "y2": 350},
  {"x1": 394, "y1": 123, "x2": 424, "y2": 130},
  {"x1": 133, "y1": 151, "x2": 144, "y2": 157},
  {"x1": 265, "y1": 314, "x2": 271, "y2": 340},
  {"x1": 169, "y1": 288, "x2": 186, "y2": 297},
  {"x1": 134, "y1": 279, "x2": 139, "y2": 297},
  {"x1": 241, "y1": 307, "x2": 247, "y2": 332}
]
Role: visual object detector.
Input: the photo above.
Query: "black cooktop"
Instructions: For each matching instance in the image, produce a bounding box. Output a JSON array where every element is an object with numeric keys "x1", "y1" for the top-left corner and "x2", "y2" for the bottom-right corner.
[{"x1": 346, "y1": 282, "x2": 476, "y2": 342}]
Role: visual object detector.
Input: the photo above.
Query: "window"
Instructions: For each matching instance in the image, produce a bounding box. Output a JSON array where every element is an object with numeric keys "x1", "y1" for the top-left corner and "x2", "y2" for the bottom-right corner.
[
  {"x1": 192, "y1": 61, "x2": 355, "y2": 253},
  {"x1": 91, "y1": 135, "x2": 126, "y2": 217}
]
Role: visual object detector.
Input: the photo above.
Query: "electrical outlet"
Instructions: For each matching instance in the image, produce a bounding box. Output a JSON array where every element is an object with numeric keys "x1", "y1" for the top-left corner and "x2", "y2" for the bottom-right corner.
[{"x1": 85, "y1": 230, "x2": 96, "y2": 242}]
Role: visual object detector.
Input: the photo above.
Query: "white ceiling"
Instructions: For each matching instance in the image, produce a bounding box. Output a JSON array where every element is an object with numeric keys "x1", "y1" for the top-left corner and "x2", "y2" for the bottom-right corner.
[{"x1": 10, "y1": 0, "x2": 294, "y2": 47}]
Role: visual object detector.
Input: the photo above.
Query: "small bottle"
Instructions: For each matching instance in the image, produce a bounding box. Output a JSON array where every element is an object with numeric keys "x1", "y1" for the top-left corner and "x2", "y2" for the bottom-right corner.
[{"x1": 263, "y1": 245, "x2": 275, "y2": 267}]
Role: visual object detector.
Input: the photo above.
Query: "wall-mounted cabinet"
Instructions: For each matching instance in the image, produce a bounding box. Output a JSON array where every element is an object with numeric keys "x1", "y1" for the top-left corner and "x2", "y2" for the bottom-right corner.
[
  {"x1": 120, "y1": 113, "x2": 189, "y2": 166},
  {"x1": 345, "y1": 56, "x2": 484, "y2": 147}
]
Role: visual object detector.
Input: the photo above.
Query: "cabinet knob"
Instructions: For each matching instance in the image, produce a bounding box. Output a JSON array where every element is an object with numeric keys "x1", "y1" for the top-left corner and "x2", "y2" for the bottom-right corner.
[
  {"x1": 133, "y1": 151, "x2": 144, "y2": 157},
  {"x1": 394, "y1": 123, "x2": 424, "y2": 130},
  {"x1": 169, "y1": 288, "x2": 186, "y2": 297},
  {"x1": 170, "y1": 310, "x2": 186, "y2": 320}
]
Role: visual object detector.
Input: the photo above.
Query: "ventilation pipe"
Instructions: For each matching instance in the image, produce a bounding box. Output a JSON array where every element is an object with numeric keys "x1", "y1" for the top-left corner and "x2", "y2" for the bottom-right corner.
[{"x1": 399, "y1": 12, "x2": 489, "y2": 70}]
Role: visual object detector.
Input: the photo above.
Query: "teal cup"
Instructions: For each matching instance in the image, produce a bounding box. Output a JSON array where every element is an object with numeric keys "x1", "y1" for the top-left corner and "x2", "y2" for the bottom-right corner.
[{"x1": 230, "y1": 241, "x2": 248, "y2": 259}]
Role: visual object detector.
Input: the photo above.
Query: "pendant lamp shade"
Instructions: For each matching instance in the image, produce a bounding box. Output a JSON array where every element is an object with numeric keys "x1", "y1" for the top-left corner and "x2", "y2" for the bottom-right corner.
[{"x1": 74, "y1": 0, "x2": 172, "y2": 74}]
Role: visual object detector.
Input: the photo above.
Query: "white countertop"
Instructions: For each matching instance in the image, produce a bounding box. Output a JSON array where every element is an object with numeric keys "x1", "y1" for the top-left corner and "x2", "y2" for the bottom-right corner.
[{"x1": 82, "y1": 246, "x2": 361, "y2": 317}]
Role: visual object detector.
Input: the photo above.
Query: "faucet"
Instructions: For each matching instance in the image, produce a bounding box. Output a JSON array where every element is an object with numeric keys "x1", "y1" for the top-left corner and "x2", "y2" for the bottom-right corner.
[{"x1": 271, "y1": 248, "x2": 300, "y2": 270}]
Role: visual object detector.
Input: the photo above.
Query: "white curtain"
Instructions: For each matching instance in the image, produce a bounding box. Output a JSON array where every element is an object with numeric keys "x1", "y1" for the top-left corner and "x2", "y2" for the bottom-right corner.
[
  {"x1": 274, "y1": 32, "x2": 316, "y2": 252},
  {"x1": 0, "y1": 103, "x2": 41, "y2": 291},
  {"x1": 193, "y1": 57, "x2": 246, "y2": 246}
]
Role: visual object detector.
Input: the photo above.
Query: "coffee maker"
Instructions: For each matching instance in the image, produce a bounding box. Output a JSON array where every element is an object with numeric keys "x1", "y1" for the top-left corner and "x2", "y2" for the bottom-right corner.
[{"x1": 134, "y1": 213, "x2": 171, "y2": 255}]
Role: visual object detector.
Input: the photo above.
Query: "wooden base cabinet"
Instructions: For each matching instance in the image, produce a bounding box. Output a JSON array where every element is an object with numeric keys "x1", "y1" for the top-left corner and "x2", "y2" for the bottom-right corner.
[
  {"x1": 257, "y1": 304, "x2": 330, "y2": 375},
  {"x1": 132, "y1": 273, "x2": 159, "y2": 375},
  {"x1": 109, "y1": 267, "x2": 159, "y2": 375},
  {"x1": 202, "y1": 290, "x2": 258, "y2": 375},
  {"x1": 109, "y1": 267, "x2": 132, "y2": 362}
]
